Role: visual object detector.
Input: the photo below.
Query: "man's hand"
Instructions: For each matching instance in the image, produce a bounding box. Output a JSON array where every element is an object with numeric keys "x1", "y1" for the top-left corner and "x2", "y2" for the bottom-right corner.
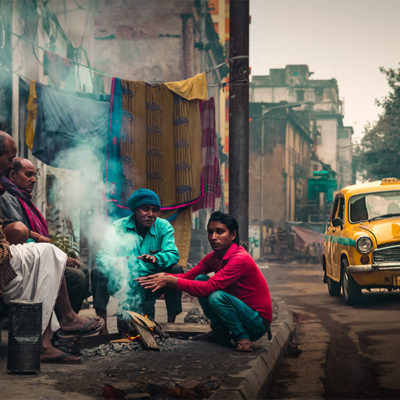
[
  {"x1": 37, "y1": 235, "x2": 51, "y2": 243},
  {"x1": 66, "y1": 257, "x2": 82, "y2": 269},
  {"x1": 136, "y1": 273, "x2": 178, "y2": 292},
  {"x1": 137, "y1": 254, "x2": 157, "y2": 264}
]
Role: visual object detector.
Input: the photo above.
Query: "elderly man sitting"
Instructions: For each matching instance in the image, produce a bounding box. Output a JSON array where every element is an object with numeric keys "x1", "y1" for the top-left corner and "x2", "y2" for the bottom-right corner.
[
  {"x1": 0, "y1": 131, "x2": 103, "y2": 364},
  {"x1": 92, "y1": 188, "x2": 183, "y2": 334},
  {"x1": 0, "y1": 157, "x2": 89, "y2": 314}
]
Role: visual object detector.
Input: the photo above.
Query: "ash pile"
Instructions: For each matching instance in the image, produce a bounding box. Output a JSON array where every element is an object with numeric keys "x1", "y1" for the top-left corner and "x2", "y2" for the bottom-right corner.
[{"x1": 80, "y1": 311, "x2": 186, "y2": 359}]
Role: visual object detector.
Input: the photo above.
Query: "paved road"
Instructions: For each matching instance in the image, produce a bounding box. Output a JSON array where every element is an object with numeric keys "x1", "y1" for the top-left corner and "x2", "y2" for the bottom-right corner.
[{"x1": 259, "y1": 262, "x2": 400, "y2": 399}]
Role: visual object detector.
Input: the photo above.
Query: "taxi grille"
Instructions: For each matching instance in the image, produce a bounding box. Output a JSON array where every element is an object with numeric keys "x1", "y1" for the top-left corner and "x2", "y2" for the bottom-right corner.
[{"x1": 373, "y1": 245, "x2": 400, "y2": 263}]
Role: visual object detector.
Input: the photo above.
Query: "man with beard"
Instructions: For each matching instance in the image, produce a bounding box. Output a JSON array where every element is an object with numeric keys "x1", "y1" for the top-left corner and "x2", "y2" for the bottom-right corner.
[
  {"x1": 0, "y1": 157, "x2": 89, "y2": 314},
  {"x1": 0, "y1": 131, "x2": 104, "y2": 364}
]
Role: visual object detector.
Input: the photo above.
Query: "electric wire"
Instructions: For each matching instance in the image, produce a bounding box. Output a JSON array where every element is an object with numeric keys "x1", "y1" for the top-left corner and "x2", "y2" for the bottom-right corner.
[{"x1": 0, "y1": 25, "x2": 249, "y2": 90}]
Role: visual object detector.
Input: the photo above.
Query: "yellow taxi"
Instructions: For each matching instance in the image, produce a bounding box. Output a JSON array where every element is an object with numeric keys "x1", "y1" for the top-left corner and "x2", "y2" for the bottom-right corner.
[{"x1": 323, "y1": 178, "x2": 400, "y2": 304}]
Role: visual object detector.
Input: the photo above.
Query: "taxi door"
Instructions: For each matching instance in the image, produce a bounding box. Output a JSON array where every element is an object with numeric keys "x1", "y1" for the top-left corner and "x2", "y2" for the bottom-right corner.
[
  {"x1": 329, "y1": 195, "x2": 345, "y2": 281},
  {"x1": 325, "y1": 196, "x2": 340, "y2": 277}
]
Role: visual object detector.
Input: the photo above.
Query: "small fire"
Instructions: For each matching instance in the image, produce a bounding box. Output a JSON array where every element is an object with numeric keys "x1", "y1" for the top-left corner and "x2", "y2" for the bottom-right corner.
[{"x1": 126, "y1": 333, "x2": 140, "y2": 341}]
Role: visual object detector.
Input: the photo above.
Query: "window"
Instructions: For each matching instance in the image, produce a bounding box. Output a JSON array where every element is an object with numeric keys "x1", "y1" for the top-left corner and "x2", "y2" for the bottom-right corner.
[
  {"x1": 338, "y1": 128, "x2": 349, "y2": 139},
  {"x1": 349, "y1": 191, "x2": 400, "y2": 223},
  {"x1": 331, "y1": 197, "x2": 340, "y2": 223},
  {"x1": 315, "y1": 87, "x2": 323, "y2": 102},
  {"x1": 296, "y1": 90, "x2": 304, "y2": 102}
]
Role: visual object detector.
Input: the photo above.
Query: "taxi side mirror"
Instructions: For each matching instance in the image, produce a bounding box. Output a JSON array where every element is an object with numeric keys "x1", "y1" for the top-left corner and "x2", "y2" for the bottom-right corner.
[{"x1": 332, "y1": 217, "x2": 343, "y2": 228}]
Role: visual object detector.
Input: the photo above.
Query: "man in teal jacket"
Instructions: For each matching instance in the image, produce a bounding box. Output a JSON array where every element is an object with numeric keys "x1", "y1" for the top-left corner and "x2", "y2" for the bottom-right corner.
[{"x1": 93, "y1": 188, "x2": 182, "y2": 334}]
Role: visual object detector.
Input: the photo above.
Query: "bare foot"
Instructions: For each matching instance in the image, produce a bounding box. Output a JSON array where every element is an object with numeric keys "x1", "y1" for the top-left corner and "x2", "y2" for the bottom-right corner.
[
  {"x1": 59, "y1": 315, "x2": 103, "y2": 334},
  {"x1": 41, "y1": 344, "x2": 81, "y2": 363},
  {"x1": 99, "y1": 319, "x2": 109, "y2": 335},
  {"x1": 235, "y1": 338, "x2": 254, "y2": 352}
]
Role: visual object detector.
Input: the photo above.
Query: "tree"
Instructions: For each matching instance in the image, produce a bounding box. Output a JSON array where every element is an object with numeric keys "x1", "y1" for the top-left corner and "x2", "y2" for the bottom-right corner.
[{"x1": 356, "y1": 66, "x2": 400, "y2": 180}]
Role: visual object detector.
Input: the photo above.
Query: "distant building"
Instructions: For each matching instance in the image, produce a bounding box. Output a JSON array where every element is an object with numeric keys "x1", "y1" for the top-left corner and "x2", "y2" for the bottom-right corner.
[
  {"x1": 250, "y1": 65, "x2": 354, "y2": 189},
  {"x1": 337, "y1": 126, "x2": 354, "y2": 189},
  {"x1": 249, "y1": 102, "x2": 313, "y2": 257}
]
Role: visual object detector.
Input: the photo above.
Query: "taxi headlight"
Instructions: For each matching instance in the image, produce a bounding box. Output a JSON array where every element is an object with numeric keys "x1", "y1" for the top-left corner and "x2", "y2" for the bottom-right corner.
[{"x1": 356, "y1": 236, "x2": 373, "y2": 254}]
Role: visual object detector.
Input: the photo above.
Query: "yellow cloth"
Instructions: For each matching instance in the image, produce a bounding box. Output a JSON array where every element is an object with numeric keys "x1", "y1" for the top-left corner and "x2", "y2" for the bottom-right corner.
[
  {"x1": 160, "y1": 207, "x2": 192, "y2": 269},
  {"x1": 25, "y1": 80, "x2": 37, "y2": 150},
  {"x1": 165, "y1": 73, "x2": 207, "y2": 101}
]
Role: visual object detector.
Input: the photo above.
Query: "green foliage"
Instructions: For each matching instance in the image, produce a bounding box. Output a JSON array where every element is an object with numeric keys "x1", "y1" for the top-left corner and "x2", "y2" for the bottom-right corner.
[
  {"x1": 47, "y1": 209, "x2": 80, "y2": 258},
  {"x1": 294, "y1": 163, "x2": 308, "y2": 182},
  {"x1": 356, "y1": 66, "x2": 400, "y2": 180}
]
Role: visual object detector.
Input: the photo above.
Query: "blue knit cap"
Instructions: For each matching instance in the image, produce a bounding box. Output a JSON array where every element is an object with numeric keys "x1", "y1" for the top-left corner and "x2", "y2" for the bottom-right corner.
[{"x1": 126, "y1": 188, "x2": 161, "y2": 212}]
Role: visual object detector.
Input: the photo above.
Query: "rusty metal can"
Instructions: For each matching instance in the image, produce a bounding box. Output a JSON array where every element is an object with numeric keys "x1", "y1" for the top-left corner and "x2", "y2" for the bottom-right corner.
[{"x1": 7, "y1": 300, "x2": 42, "y2": 374}]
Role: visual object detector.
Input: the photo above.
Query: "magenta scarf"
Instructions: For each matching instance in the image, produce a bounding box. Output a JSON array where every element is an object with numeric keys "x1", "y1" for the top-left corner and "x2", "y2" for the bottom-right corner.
[{"x1": 0, "y1": 177, "x2": 50, "y2": 237}]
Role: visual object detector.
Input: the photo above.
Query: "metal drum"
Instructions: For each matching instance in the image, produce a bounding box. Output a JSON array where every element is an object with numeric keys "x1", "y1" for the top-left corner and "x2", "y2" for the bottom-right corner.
[{"x1": 7, "y1": 300, "x2": 42, "y2": 374}]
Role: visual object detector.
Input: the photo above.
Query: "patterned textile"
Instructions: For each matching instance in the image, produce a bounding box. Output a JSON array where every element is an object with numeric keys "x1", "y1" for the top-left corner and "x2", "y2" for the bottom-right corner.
[
  {"x1": 105, "y1": 78, "x2": 203, "y2": 211},
  {"x1": 0, "y1": 177, "x2": 49, "y2": 237},
  {"x1": 193, "y1": 97, "x2": 222, "y2": 211},
  {"x1": 0, "y1": 219, "x2": 13, "y2": 295}
]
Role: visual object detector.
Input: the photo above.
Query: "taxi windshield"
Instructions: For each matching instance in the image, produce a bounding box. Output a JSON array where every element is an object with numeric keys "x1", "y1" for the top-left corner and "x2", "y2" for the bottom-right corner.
[{"x1": 349, "y1": 191, "x2": 400, "y2": 223}]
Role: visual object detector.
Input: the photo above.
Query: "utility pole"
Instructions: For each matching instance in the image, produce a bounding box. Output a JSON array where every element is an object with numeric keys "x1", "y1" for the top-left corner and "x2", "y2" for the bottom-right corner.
[{"x1": 229, "y1": 0, "x2": 249, "y2": 247}]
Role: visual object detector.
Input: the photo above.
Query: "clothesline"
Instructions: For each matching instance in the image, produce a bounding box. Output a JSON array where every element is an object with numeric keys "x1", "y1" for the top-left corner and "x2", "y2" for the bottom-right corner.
[{"x1": 0, "y1": 25, "x2": 248, "y2": 89}]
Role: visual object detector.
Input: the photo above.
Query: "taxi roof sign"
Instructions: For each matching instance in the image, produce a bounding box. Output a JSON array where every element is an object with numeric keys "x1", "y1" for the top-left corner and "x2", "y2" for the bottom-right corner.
[{"x1": 381, "y1": 178, "x2": 400, "y2": 185}]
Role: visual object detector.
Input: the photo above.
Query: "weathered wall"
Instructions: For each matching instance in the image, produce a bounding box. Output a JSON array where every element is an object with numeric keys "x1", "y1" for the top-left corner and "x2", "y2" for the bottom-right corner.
[
  {"x1": 93, "y1": 0, "x2": 196, "y2": 82},
  {"x1": 314, "y1": 118, "x2": 338, "y2": 171}
]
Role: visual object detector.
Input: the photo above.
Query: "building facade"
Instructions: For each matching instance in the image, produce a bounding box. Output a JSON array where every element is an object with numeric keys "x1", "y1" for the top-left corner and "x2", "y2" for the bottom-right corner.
[
  {"x1": 249, "y1": 103, "x2": 312, "y2": 257},
  {"x1": 250, "y1": 64, "x2": 354, "y2": 189},
  {"x1": 0, "y1": 0, "x2": 227, "y2": 264}
]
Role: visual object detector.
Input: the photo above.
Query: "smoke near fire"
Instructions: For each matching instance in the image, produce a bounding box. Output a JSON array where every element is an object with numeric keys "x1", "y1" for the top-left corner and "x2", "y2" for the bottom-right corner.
[{"x1": 48, "y1": 131, "x2": 144, "y2": 314}]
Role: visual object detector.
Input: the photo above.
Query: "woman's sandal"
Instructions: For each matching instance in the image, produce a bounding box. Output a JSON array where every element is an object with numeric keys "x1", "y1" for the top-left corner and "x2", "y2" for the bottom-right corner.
[{"x1": 235, "y1": 339, "x2": 254, "y2": 352}]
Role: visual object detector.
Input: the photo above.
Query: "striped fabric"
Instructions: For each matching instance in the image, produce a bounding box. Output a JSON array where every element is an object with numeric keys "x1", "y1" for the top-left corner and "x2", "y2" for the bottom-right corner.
[{"x1": 193, "y1": 97, "x2": 222, "y2": 211}]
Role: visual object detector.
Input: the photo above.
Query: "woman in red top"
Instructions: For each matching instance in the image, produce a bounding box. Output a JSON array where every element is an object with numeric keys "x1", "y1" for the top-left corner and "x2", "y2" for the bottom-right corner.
[{"x1": 138, "y1": 211, "x2": 272, "y2": 352}]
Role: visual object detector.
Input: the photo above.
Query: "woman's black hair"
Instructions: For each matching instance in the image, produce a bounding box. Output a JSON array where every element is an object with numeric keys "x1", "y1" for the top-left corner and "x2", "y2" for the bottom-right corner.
[{"x1": 208, "y1": 211, "x2": 240, "y2": 245}]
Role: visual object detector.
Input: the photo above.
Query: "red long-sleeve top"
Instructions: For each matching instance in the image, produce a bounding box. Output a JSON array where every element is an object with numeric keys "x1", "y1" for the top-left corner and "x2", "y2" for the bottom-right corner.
[{"x1": 176, "y1": 243, "x2": 272, "y2": 322}]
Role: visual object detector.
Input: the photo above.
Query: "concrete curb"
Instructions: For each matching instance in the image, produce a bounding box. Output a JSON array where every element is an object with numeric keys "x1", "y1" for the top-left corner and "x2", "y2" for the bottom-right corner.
[{"x1": 210, "y1": 298, "x2": 295, "y2": 400}]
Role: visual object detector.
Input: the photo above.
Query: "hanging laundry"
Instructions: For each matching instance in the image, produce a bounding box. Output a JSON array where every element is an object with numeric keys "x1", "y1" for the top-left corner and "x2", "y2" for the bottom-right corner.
[
  {"x1": 25, "y1": 80, "x2": 37, "y2": 150},
  {"x1": 105, "y1": 75, "x2": 205, "y2": 211},
  {"x1": 193, "y1": 97, "x2": 222, "y2": 211},
  {"x1": 32, "y1": 82, "x2": 110, "y2": 168},
  {"x1": 165, "y1": 73, "x2": 207, "y2": 101},
  {"x1": 43, "y1": 51, "x2": 73, "y2": 89}
]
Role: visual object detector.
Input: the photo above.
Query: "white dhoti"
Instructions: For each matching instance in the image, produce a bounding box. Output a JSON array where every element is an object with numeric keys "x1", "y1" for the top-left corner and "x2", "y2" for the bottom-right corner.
[{"x1": 3, "y1": 242, "x2": 67, "y2": 333}]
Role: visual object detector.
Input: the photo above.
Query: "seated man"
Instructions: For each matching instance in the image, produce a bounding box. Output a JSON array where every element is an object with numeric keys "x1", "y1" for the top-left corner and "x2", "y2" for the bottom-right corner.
[
  {"x1": 0, "y1": 158, "x2": 89, "y2": 313},
  {"x1": 0, "y1": 131, "x2": 103, "y2": 364},
  {"x1": 93, "y1": 188, "x2": 183, "y2": 334}
]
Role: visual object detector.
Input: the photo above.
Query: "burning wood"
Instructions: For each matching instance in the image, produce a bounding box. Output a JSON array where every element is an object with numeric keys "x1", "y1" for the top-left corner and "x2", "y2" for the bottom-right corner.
[{"x1": 116, "y1": 311, "x2": 163, "y2": 350}]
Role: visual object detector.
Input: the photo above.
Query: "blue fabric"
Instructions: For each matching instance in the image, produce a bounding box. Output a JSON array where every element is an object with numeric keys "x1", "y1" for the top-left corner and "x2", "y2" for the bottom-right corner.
[
  {"x1": 33, "y1": 82, "x2": 110, "y2": 167},
  {"x1": 127, "y1": 188, "x2": 161, "y2": 211},
  {"x1": 195, "y1": 274, "x2": 267, "y2": 342},
  {"x1": 105, "y1": 78, "x2": 126, "y2": 219}
]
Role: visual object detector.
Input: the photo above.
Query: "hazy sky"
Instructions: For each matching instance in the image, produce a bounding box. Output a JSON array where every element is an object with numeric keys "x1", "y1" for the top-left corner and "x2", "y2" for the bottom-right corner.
[{"x1": 249, "y1": 0, "x2": 400, "y2": 140}]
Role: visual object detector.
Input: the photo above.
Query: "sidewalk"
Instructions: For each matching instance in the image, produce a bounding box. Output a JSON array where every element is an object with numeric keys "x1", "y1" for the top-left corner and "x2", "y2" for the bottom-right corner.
[{"x1": 0, "y1": 294, "x2": 294, "y2": 399}]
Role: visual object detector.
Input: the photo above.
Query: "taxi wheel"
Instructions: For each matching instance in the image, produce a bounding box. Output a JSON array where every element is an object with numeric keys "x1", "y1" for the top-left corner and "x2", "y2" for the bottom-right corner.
[
  {"x1": 327, "y1": 276, "x2": 341, "y2": 296},
  {"x1": 341, "y1": 258, "x2": 362, "y2": 305}
]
